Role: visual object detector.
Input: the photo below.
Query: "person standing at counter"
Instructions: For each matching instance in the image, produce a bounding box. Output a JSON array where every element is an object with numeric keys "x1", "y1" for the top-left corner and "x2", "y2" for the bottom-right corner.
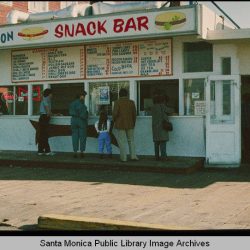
[
  {"x1": 38, "y1": 88, "x2": 54, "y2": 156},
  {"x1": 112, "y1": 88, "x2": 138, "y2": 162},
  {"x1": 69, "y1": 91, "x2": 88, "y2": 158},
  {"x1": 95, "y1": 111, "x2": 112, "y2": 159},
  {"x1": 151, "y1": 93, "x2": 171, "y2": 161}
]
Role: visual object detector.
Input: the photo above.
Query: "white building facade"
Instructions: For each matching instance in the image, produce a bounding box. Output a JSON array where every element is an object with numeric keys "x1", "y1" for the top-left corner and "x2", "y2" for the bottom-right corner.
[{"x1": 0, "y1": 3, "x2": 248, "y2": 166}]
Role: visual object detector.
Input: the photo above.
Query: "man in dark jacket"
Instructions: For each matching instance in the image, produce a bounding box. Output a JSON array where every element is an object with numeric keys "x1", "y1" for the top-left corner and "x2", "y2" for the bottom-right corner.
[
  {"x1": 112, "y1": 88, "x2": 138, "y2": 162},
  {"x1": 69, "y1": 91, "x2": 88, "y2": 158}
]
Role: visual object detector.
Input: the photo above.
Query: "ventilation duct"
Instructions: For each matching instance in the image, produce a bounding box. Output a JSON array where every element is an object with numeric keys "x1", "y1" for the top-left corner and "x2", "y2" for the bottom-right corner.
[{"x1": 7, "y1": 3, "x2": 92, "y2": 24}]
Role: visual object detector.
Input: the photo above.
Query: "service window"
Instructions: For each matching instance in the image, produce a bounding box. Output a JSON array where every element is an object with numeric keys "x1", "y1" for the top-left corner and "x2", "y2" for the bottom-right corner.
[
  {"x1": 184, "y1": 79, "x2": 205, "y2": 116},
  {"x1": 50, "y1": 83, "x2": 84, "y2": 116},
  {"x1": 0, "y1": 86, "x2": 14, "y2": 115},
  {"x1": 89, "y1": 81, "x2": 129, "y2": 116},
  {"x1": 32, "y1": 85, "x2": 43, "y2": 115},
  {"x1": 138, "y1": 80, "x2": 179, "y2": 116},
  {"x1": 183, "y1": 42, "x2": 213, "y2": 72}
]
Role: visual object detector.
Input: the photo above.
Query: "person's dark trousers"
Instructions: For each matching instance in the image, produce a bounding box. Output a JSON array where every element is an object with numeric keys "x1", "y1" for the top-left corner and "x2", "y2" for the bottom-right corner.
[
  {"x1": 38, "y1": 114, "x2": 51, "y2": 153},
  {"x1": 154, "y1": 141, "x2": 167, "y2": 159}
]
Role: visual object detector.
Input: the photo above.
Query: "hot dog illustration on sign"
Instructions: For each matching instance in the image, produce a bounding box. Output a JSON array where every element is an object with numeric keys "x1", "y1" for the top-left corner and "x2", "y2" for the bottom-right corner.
[{"x1": 18, "y1": 27, "x2": 49, "y2": 41}]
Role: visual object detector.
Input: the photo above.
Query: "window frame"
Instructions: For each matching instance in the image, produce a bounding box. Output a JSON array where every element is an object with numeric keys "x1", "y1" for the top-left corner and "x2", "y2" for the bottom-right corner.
[
  {"x1": 210, "y1": 80, "x2": 235, "y2": 124},
  {"x1": 0, "y1": 85, "x2": 30, "y2": 116},
  {"x1": 183, "y1": 41, "x2": 213, "y2": 73},
  {"x1": 182, "y1": 78, "x2": 206, "y2": 117},
  {"x1": 28, "y1": 1, "x2": 49, "y2": 13},
  {"x1": 60, "y1": 1, "x2": 78, "y2": 9},
  {"x1": 49, "y1": 82, "x2": 86, "y2": 116},
  {"x1": 0, "y1": 1, "x2": 13, "y2": 6},
  {"x1": 88, "y1": 80, "x2": 130, "y2": 117},
  {"x1": 137, "y1": 79, "x2": 179, "y2": 116}
]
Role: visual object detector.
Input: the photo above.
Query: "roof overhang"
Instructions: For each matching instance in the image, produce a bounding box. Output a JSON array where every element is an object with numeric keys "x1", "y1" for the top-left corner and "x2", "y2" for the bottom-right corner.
[{"x1": 207, "y1": 28, "x2": 250, "y2": 42}]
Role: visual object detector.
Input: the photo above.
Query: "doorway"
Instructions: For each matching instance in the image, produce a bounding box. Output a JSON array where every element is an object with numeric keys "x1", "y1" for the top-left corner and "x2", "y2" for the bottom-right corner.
[
  {"x1": 205, "y1": 75, "x2": 241, "y2": 165},
  {"x1": 241, "y1": 76, "x2": 250, "y2": 163}
]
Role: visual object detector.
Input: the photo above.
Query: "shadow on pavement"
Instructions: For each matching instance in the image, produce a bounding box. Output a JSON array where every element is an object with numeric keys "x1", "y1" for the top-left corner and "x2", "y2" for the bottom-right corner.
[
  {"x1": 18, "y1": 224, "x2": 42, "y2": 231},
  {"x1": 0, "y1": 164, "x2": 250, "y2": 189}
]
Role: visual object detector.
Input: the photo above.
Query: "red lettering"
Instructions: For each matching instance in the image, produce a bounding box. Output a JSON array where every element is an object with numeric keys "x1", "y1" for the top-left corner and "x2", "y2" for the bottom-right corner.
[
  {"x1": 65, "y1": 24, "x2": 74, "y2": 37},
  {"x1": 54, "y1": 24, "x2": 63, "y2": 38},
  {"x1": 124, "y1": 17, "x2": 137, "y2": 32},
  {"x1": 3, "y1": 93, "x2": 14, "y2": 100},
  {"x1": 137, "y1": 16, "x2": 148, "y2": 31},
  {"x1": 76, "y1": 23, "x2": 86, "y2": 36},
  {"x1": 98, "y1": 20, "x2": 107, "y2": 34},
  {"x1": 113, "y1": 18, "x2": 124, "y2": 33},
  {"x1": 87, "y1": 21, "x2": 96, "y2": 35}
]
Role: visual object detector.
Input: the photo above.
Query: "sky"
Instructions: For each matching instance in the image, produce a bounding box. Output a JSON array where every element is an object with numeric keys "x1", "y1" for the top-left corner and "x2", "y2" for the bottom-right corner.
[{"x1": 198, "y1": 1, "x2": 250, "y2": 29}]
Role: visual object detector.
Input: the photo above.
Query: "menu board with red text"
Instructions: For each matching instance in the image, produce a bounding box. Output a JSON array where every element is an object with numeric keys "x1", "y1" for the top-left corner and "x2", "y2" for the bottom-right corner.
[
  {"x1": 12, "y1": 39, "x2": 172, "y2": 82},
  {"x1": 86, "y1": 39, "x2": 172, "y2": 79},
  {"x1": 12, "y1": 46, "x2": 85, "y2": 82}
]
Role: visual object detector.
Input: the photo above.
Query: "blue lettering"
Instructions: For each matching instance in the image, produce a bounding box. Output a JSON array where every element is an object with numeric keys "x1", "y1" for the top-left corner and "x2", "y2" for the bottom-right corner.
[{"x1": 0, "y1": 31, "x2": 14, "y2": 44}]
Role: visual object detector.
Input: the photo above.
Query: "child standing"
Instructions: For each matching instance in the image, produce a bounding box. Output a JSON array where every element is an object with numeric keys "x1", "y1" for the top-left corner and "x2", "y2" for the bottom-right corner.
[{"x1": 95, "y1": 111, "x2": 112, "y2": 158}]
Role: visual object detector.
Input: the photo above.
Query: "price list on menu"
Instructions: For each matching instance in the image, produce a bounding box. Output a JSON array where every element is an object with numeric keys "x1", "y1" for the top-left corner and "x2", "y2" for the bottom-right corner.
[
  {"x1": 12, "y1": 46, "x2": 85, "y2": 82},
  {"x1": 86, "y1": 45, "x2": 111, "y2": 78},
  {"x1": 139, "y1": 40, "x2": 172, "y2": 76},
  {"x1": 86, "y1": 39, "x2": 171, "y2": 79},
  {"x1": 12, "y1": 40, "x2": 172, "y2": 81},
  {"x1": 110, "y1": 43, "x2": 138, "y2": 77},
  {"x1": 12, "y1": 50, "x2": 43, "y2": 82}
]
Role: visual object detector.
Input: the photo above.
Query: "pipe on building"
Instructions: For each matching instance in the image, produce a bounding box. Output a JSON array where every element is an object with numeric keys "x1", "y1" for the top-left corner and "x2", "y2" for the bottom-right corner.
[
  {"x1": 7, "y1": 10, "x2": 29, "y2": 24},
  {"x1": 6, "y1": 3, "x2": 92, "y2": 24}
]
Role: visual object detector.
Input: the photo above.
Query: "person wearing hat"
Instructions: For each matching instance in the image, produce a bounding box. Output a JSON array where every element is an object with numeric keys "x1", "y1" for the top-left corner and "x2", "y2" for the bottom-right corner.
[{"x1": 69, "y1": 91, "x2": 88, "y2": 158}]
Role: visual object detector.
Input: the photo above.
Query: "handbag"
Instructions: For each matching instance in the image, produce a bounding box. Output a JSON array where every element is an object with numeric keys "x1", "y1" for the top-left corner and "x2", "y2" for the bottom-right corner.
[
  {"x1": 162, "y1": 120, "x2": 173, "y2": 131},
  {"x1": 161, "y1": 105, "x2": 173, "y2": 131}
]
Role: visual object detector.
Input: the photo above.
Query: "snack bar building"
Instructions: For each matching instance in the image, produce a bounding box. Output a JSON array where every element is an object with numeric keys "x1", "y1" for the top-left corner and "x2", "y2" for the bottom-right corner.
[{"x1": 0, "y1": 2, "x2": 249, "y2": 166}]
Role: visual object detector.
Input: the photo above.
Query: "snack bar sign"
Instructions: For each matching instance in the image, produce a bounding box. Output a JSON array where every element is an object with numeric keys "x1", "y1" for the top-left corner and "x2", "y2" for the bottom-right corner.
[{"x1": 0, "y1": 6, "x2": 197, "y2": 47}]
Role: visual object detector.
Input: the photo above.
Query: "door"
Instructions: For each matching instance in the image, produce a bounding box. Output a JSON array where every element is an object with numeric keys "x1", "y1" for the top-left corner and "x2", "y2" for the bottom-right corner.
[{"x1": 205, "y1": 75, "x2": 241, "y2": 164}]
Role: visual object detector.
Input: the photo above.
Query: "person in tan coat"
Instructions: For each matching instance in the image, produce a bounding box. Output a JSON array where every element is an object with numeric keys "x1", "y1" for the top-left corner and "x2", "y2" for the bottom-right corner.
[{"x1": 112, "y1": 88, "x2": 138, "y2": 162}]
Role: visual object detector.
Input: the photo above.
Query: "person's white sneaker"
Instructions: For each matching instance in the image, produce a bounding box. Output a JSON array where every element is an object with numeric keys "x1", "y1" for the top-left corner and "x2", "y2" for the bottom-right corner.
[
  {"x1": 131, "y1": 156, "x2": 139, "y2": 161},
  {"x1": 37, "y1": 153, "x2": 44, "y2": 156},
  {"x1": 45, "y1": 152, "x2": 56, "y2": 156}
]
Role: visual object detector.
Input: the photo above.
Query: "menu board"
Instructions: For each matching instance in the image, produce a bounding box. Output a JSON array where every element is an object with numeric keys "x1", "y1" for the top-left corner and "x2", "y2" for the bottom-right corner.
[
  {"x1": 12, "y1": 46, "x2": 85, "y2": 82},
  {"x1": 139, "y1": 40, "x2": 172, "y2": 76},
  {"x1": 110, "y1": 43, "x2": 138, "y2": 77},
  {"x1": 12, "y1": 51, "x2": 43, "y2": 82},
  {"x1": 86, "y1": 39, "x2": 171, "y2": 79},
  {"x1": 86, "y1": 45, "x2": 111, "y2": 78},
  {"x1": 12, "y1": 39, "x2": 172, "y2": 82}
]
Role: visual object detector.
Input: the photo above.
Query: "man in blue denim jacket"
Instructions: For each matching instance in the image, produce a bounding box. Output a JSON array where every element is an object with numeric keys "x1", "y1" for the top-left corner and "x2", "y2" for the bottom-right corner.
[{"x1": 69, "y1": 91, "x2": 88, "y2": 158}]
